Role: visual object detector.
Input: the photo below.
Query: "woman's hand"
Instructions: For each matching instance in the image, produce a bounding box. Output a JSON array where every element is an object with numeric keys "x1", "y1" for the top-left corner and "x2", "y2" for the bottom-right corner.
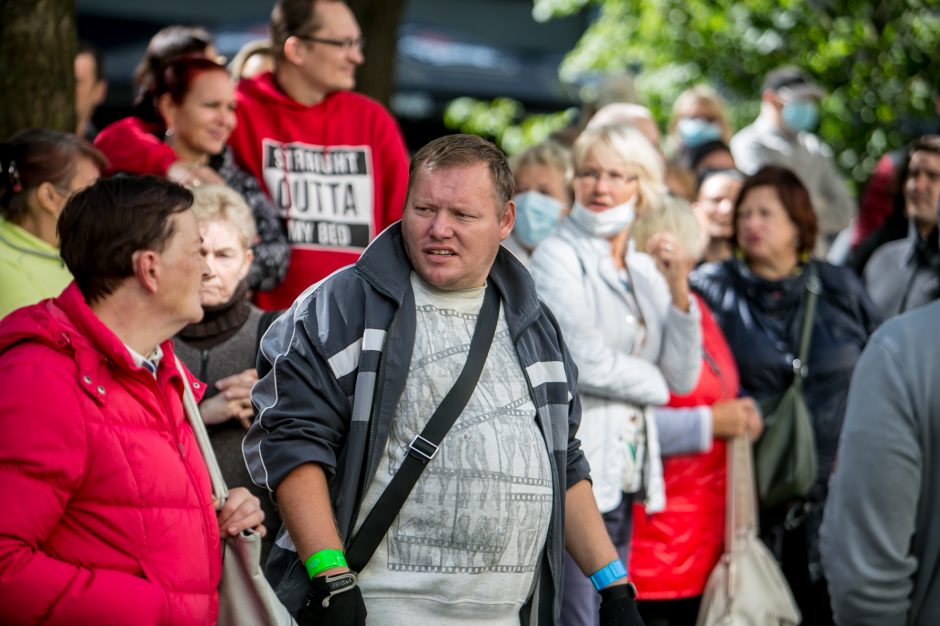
[
  {"x1": 167, "y1": 161, "x2": 226, "y2": 188},
  {"x1": 199, "y1": 368, "x2": 259, "y2": 428},
  {"x1": 712, "y1": 398, "x2": 764, "y2": 441},
  {"x1": 646, "y1": 232, "x2": 691, "y2": 311},
  {"x1": 216, "y1": 487, "x2": 266, "y2": 537}
]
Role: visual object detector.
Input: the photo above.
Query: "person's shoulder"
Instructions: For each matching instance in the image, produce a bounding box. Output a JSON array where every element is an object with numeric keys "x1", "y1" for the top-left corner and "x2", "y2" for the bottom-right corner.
[
  {"x1": 868, "y1": 299, "x2": 940, "y2": 364},
  {"x1": 865, "y1": 238, "x2": 909, "y2": 272},
  {"x1": 329, "y1": 90, "x2": 394, "y2": 118}
]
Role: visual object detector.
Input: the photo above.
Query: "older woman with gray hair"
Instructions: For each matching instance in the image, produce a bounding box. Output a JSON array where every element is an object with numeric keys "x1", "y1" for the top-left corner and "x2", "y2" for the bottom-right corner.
[
  {"x1": 530, "y1": 124, "x2": 702, "y2": 626},
  {"x1": 173, "y1": 184, "x2": 282, "y2": 559}
]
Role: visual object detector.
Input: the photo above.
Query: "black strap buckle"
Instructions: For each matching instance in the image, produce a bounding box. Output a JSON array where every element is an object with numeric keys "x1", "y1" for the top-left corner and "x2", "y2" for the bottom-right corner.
[{"x1": 408, "y1": 434, "x2": 439, "y2": 463}]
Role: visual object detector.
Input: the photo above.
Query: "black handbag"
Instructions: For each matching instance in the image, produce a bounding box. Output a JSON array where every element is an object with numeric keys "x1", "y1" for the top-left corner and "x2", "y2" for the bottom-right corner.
[{"x1": 754, "y1": 264, "x2": 820, "y2": 510}]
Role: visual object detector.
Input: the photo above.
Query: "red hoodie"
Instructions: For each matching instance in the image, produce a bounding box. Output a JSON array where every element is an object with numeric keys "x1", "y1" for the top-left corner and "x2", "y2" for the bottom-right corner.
[{"x1": 94, "y1": 74, "x2": 409, "y2": 310}]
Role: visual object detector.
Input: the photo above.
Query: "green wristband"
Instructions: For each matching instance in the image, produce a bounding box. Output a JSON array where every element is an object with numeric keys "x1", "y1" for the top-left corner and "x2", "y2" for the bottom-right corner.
[{"x1": 304, "y1": 549, "x2": 348, "y2": 579}]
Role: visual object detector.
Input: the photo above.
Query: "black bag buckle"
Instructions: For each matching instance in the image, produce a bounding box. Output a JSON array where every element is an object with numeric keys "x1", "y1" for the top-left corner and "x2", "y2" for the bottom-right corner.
[{"x1": 408, "y1": 434, "x2": 439, "y2": 463}]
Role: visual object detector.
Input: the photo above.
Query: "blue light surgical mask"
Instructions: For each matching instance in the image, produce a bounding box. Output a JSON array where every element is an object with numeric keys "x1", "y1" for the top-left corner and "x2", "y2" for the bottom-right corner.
[
  {"x1": 781, "y1": 101, "x2": 819, "y2": 133},
  {"x1": 512, "y1": 191, "x2": 564, "y2": 248},
  {"x1": 677, "y1": 117, "x2": 722, "y2": 147}
]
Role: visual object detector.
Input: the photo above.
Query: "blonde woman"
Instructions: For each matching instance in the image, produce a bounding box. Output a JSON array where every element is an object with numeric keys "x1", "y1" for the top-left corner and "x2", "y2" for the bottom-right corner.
[
  {"x1": 504, "y1": 140, "x2": 573, "y2": 265},
  {"x1": 530, "y1": 124, "x2": 702, "y2": 625}
]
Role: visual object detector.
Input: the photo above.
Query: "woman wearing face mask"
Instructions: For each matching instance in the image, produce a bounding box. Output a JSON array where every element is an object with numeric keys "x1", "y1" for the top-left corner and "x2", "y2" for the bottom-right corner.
[
  {"x1": 173, "y1": 184, "x2": 282, "y2": 560},
  {"x1": 504, "y1": 141, "x2": 572, "y2": 265},
  {"x1": 530, "y1": 124, "x2": 703, "y2": 626},
  {"x1": 0, "y1": 129, "x2": 105, "y2": 319},
  {"x1": 96, "y1": 56, "x2": 290, "y2": 296},
  {"x1": 665, "y1": 85, "x2": 733, "y2": 161}
]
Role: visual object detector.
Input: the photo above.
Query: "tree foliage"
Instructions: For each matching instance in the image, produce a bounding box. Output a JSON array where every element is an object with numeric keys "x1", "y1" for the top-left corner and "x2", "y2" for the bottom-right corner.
[{"x1": 448, "y1": 0, "x2": 940, "y2": 187}]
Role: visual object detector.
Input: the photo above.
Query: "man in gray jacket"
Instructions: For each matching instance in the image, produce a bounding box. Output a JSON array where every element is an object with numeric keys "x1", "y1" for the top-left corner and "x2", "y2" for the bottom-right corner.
[
  {"x1": 245, "y1": 134, "x2": 643, "y2": 625},
  {"x1": 820, "y1": 298, "x2": 940, "y2": 625}
]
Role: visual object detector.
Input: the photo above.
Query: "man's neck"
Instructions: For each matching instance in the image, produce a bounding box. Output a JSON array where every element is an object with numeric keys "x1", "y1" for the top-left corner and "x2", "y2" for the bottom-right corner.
[
  {"x1": 275, "y1": 65, "x2": 328, "y2": 106},
  {"x1": 914, "y1": 219, "x2": 937, "y2": 240},
  {"x1": 89, "y1": 288, "x2": 180, "y2": 358}
]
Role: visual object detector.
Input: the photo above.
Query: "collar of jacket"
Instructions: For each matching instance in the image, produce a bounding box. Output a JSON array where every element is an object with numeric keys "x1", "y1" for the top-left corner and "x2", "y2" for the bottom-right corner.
[
  {"x1": 354, "y1": 222, "x2": 545, "y2": 336},
  {"x1": 729, "y1": 257, "x2": 811, "y2": 311},
  {"x1": 0, "y1": 282, "x2": 193, "y2": 405}
]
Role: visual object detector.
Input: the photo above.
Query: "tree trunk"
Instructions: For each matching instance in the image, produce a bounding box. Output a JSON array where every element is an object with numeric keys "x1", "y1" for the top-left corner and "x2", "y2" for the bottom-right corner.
[
  {"x1": 0, "y1": 0, "x2": 76, "y2": 139},
  {"x1": 348, "y1": 0, "x2": 407, "y2": 106}
]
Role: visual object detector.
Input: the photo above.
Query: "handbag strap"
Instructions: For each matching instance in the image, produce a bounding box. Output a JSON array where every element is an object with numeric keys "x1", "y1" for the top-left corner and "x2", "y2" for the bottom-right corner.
[
  {"x1": 793, "y1": 263, "x2": 821, "y2": 388},
  {"x1": 726, "y1": 434, "x2": 760, "y2": 553},
  {"x1": 176, "y1": 355, "x2": 230, "y2": 503},
  {"x1": 345, "y1": 285, "x2": 500, "y2": 573}
]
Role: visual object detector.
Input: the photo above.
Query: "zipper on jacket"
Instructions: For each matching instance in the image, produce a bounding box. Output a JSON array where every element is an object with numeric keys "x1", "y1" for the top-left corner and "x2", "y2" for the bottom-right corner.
[
  {"x1": 151, "y1": 371, "x2": 217, "y2": 587},
  {"x1": 347, "y1": 305, "x2": 398, "y2": 543},
  {"x1": 517, "y1": 337, "x2": 558, "y2": 605},
  {"x1": 199, "y1": 349, "x2": 210, "y2": 383}
]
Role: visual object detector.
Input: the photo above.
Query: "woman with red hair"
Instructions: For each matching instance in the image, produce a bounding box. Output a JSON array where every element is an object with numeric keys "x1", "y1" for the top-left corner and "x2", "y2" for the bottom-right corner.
[{"x1": 96, "y1": 57, "x2": 289, "y2": 294}]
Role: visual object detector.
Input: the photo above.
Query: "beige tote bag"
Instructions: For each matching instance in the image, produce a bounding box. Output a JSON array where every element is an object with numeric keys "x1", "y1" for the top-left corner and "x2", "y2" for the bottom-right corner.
[
  {"x1": 177, "y1": 357, "x2": 296, "y2": 626},
  {"x1": 696, "y1": 435, "x2": 801, "y2": 626}
]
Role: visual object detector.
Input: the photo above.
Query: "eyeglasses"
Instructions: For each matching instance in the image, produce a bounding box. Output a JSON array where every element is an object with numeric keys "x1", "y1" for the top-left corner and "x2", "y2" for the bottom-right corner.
[
  {"x1": 294, "y1": 34, "x2": 365, "y2": 52},
  {"x1": 574, "y1": 169, "x2": 639, "y2": 187}
]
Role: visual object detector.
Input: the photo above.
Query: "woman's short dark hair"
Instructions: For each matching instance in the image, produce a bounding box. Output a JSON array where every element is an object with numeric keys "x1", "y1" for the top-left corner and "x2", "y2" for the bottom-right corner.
[
  {"x1": 0, "y1": 128, "x2": 107, "y2": 224},
  {"x1": 58, "y1": 176, "x2": 193, "y2": 303},
  {"x1": 732, "y1": 165, "x2": 818, "y2": 256}
]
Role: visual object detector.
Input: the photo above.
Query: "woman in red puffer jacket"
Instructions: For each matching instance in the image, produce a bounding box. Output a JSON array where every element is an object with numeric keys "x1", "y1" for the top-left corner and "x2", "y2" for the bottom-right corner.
[{"x1": 629, "y1": 203, "x2": 762, "y2": 625}]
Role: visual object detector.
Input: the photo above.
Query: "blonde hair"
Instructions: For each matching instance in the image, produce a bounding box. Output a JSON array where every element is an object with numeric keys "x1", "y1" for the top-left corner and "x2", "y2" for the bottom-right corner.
[
  {"x1": 229, "y1": 39, "x2": 274, "y2": 80},
  {"x1": 189, "y1": 185, "x2": 257, "y2": 249},
  {"x1": 668, "y1": 85, "x2": 733, "y2": 144},
  {"x1": 509, "y1": 140, "x2": 573, "y2": 201},
  {"x1": 573, "y1": 124, "x2": 666, "y2": 215},
  {"x1": 631, "y1": 194, "x2": 703, "y2": 260}
]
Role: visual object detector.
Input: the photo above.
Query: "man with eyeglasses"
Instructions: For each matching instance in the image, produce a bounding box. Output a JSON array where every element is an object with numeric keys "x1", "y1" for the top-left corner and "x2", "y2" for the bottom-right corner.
[
  {"x1": 93, "y1": 0, "x2": 409, "y2": 311},
  {"x1": 224, "y1": 0, "x2": 410, "y2": 310}
]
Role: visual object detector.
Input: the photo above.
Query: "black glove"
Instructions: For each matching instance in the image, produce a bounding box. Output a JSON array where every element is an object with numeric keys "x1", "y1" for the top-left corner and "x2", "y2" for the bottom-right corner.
[
  {"x1": 599, "y1": 582, "x2": 644, "y2": 626},
  {"x1": 297, "y1": 571, "x2": 367, "y2": 626}
]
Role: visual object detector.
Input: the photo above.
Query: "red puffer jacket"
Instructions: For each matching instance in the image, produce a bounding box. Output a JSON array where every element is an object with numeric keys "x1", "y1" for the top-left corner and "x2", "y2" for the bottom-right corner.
[
  {"x1": 0, "y1": 283, "x2": 221, "y2": 625},
  {"x1": 629, "y1": 295, "x2": 740, "y2": 599}
]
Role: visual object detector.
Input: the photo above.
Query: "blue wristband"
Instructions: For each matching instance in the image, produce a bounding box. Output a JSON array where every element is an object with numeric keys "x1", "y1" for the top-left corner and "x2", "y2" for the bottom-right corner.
[{"x1": 590, "y1": 559, "x2": 627, "y2": 591}]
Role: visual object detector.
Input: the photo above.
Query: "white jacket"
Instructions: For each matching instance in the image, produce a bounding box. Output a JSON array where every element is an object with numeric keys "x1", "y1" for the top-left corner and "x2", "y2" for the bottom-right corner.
[{"x1": 530, "y1": 218, "x2": 702, "y2": 513}]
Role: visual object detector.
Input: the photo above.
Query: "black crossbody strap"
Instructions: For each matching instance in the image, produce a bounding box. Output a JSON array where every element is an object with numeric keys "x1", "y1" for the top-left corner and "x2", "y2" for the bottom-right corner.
[
  {"x1": 345, "y1": 285, "x2": 500, "y2": 572},
  {"x1": 793, "y1": 263, "x2": 821, "y2": 387}
]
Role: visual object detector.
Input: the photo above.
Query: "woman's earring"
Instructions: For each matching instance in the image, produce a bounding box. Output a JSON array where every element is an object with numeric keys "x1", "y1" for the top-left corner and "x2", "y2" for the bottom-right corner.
[{"x1": 165, "y1": 128, "x2": 175, "y2": 140}]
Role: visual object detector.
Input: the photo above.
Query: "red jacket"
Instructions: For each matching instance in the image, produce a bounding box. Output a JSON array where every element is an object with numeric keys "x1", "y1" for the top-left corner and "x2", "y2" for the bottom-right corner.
[
  {"x1": 0, "y1": 283, "x2": 220, "y2": 625},
  {"x1": 94, "y1": 74, "x2": 409, "y2": 310},
  {"x1": 629, "y1": 296, "x2": 740, "y2": 599}
]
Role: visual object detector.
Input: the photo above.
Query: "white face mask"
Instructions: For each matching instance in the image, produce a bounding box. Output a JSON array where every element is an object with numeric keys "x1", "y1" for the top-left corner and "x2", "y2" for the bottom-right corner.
[{"x1": 569, "y1": 196, "x2": 637, "y2": 239}]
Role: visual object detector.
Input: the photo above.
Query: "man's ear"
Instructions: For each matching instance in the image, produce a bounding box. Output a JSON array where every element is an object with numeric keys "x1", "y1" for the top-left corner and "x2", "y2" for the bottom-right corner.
[
  {"x1": 499, "y1": 200, "x2": 516, "y2": 241},
  {"x1": 282, "y1": 37, "x2": 305, "y2": 67},
  {"x1": 93, "y1": 79, "x2": 108, "y2": 107},
  {"x1": 133, "y1": 249, "x2": 160, "y2": 294}
]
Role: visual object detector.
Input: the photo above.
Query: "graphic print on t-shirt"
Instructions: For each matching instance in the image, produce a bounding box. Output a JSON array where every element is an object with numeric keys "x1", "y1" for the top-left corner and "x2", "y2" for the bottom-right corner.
[{"x1": 262, "y1": 140, "x2": 374, "y2": 251}]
